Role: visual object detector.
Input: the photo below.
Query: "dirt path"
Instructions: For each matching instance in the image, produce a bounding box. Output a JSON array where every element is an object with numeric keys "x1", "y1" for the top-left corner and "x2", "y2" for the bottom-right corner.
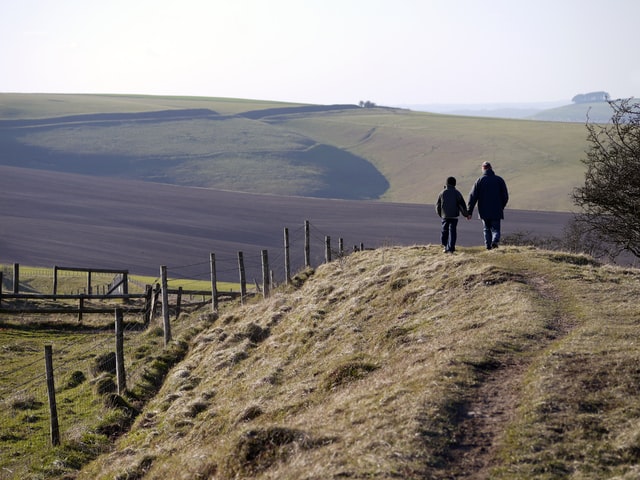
[
  {"x1": 437, "y1": 274, "x2": 573, "y2": 479},
  {"x1": 445, "y1": 359, "x2": 528, "y2": 479}
]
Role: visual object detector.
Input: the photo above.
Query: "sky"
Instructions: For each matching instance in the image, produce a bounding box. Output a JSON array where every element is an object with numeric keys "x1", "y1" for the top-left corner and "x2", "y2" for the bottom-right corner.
[{"x1": 2, "y1": 0, "x2": 639, "y2": 106}]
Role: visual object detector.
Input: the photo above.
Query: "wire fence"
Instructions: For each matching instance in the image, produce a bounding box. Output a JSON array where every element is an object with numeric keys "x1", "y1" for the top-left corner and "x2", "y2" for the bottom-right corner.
[{"x1": 0, "y1": 219, "x2": 369, "y2": 476}]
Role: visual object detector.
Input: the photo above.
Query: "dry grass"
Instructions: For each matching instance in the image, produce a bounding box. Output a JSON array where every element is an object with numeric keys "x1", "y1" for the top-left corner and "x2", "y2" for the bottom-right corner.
[{"x1": 70, "y1": 245, "x2": 640, "y2": 479}]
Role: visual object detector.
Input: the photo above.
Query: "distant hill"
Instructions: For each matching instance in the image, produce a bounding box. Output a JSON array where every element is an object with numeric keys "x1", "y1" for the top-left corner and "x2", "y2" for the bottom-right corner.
[
  {"x1": 399, "y1": 101, "x2": 568, "y2": 119},
  {"x1": 400, "y1": 100, "x2": 626, "y2": 123},
  {"x1": 528, "y1": 101, "x2": 618, "y2": 123},
  {"x1": 0, "y1": 93, "x2": 597, "y2": 211}
]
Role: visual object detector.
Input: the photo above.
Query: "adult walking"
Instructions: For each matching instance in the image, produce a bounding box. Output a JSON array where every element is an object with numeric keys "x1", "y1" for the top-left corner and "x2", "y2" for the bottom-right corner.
[{"x1": 467, "y1": 161, "x2": 509, "y2": 250}]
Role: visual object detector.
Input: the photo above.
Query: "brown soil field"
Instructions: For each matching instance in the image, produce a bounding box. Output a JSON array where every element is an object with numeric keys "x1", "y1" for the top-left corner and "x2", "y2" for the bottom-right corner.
[{"x1": 0, "y1": 165, "x2": 572, "y2": 282}]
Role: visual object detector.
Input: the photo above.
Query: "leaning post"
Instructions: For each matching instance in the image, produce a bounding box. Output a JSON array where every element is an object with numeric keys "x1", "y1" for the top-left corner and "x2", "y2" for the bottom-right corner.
[
  {"x1": 237, "y1": 252, "x2": 247, "y2": 305},
  {"x1": 115, "y1": 308, "x2": 127, "y2": 394},
  {"x1": 44, "y1": 345, "x2": 60, "y2": 446}
]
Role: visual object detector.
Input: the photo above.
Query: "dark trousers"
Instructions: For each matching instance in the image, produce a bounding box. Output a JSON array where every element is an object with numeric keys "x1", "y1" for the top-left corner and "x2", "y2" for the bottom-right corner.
[
  {"x1": 441, "y1": 218, "x2": 459, "y2": 252},
  {"x1": 482, "y1": 219, "x2": 501, "y2": 249}
]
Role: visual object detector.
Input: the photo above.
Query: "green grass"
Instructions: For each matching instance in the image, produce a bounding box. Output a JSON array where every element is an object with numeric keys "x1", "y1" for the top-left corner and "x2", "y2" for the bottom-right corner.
[
  {"x1": 0, "y1": 307, "x2": 220, "y2": 479},
  {"x1": 275, "y1": 108, "x2": 588, "y2": 209},
  {"x1": 0, "y1": 93, "x2": 592, "y2": 211},
  {"x1": 1, "y1": 264, "x2": 240, "y2": 295}
]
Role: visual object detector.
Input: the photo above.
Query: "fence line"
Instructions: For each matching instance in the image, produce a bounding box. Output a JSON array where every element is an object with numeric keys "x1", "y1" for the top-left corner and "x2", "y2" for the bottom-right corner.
[{"x1": 0, "y1": 218, "x2": 371, "y2": 461}]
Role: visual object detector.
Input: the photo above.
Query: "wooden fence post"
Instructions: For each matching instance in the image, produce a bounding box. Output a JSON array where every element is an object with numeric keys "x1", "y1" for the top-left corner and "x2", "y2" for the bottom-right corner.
[
  {"x1": 210, "y1": 252, "x2": 218, "y2": 313},
  {"x1": 78, "y1": 295, "x2": 84, "y2": 322},
  {"x1": 115, "y1": 309, "x2": 126, "y2": 394},
  {"x1": 160, "y1": 266, "x2": 171, "y2": 346},
  {"x1": 87, "y1": 270, "x2": 92, "y2": 296},
  {"x1": 339, "y1": 238, "x2": 344, "y2": 257},
  {"x1": 304, "y1": 220, "x2": 311, "y2": 268},
  {"x1": 143, "y1": 284, "x2": 152, "y2": 325},
  {"x1": 176, "y1": 287, "x2": 183, "y2": 319},
  {"x1": 284, "y1": 227, "x2": 291, "y2": 285},
  {"x1": 261, "y1": 250, "x2": 270, "y2": 299},
  {"x1": 325, "y1": 236, "x2": 331, "y2": 263},
  {"x1": 150, "y1": 283, "x2": 161, "y2": 322},
  {"x1": 122, "y1": 272, "x2": 129, "y2": 304},
  {"x1": 44, "y1": 345, "x2": 60, "y2": 446},
  {"x1": 53, "y1": 266, "x2": 58, "y2": 298},
  {"x1": 13, "y1": 263, "x2": 19, "y2": 294},
  {"x1": 0, "y1": 272, "x2": 3, "y2": 307},
  {"x1": 237, "y1": 251, "x2": 247, "y2": 305}
]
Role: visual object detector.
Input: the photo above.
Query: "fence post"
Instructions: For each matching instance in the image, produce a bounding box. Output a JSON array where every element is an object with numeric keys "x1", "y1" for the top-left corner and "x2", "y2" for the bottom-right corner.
[
  {"x1": 210, "y1": 252, "x2": 218, "y2": 313},
  {"x1": 53, "y1": 266, "x2": 58, "y2": 298},
  {"x1": 176, "y1": 287, "x2": 183, "y2": 319},
  {"x1": 237, "y1": 251, "x2": 247, "y2": 305},
  {"x1": 261, "y1": 250, "x2": 270, "y2": 299},
  {"x1": 122, "y1": 272, "x2": 129, "y2": 304},
  {"x1": 115, "y1": 309, "x2": 127, "y2": 394},
  {"x1": 143, "y1": 284, "x2": 152, "y2": 324},
  {"x1": 13, "y1": 263, "x2": 19, "y2": 294},
  {"x1": 160, "y1": 266, "x2": 171, "y2": 346},
  {"x1": 325, "y1": 236, "x2": 331, "y2": 263},
  {"x1": 339, "y1": 238, "x2": 344, "y2": 257},
  {"x1": 150, "y1": 283, "x2": 161, "y2": 321},
  {"x1": 78, "y1": 295, "x2": 84, "y2": 322},
  {"x1": 87, "y1": 270, "x2": 92, "y2": 296},
  {"x1": 44, "y1": 345, "x2": 60, "y2": 446},
  {"x1": 0, "y1": 271, "x2": 3, "y2": 307},
  {"x1": 284, "y1": 227, "x2": 291, "y2": 285},
  {"x1": 304, "y1": 220, "x2": 311, "y2": 268}
]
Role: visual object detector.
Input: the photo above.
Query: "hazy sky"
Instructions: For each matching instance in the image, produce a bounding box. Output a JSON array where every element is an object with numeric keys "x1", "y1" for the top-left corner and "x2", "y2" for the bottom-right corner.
[{"x1": 2, "y1": 0, "x2": 639, "y2": 106}]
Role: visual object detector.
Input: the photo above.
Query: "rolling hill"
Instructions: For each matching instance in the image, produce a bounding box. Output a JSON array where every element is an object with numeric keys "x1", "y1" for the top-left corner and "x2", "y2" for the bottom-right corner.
[
  {"x1": 69, "y1": 245, "x2": 640, "y2": 479},
  {"x1": 0, "y1": 93, "x2": 594, "y2": 212}
]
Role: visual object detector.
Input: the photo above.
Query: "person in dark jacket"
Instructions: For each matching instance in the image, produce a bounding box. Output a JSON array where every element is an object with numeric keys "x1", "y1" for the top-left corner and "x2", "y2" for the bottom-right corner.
[
  {"x1": 435, "y1": 176, "x2": 469, "y2": 253},
  {"x1": 467, "y1": 161, "x2": 509, "y2": 250}
]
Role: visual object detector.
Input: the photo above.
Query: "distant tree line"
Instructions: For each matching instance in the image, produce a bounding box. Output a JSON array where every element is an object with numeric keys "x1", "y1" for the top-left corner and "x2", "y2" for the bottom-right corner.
[
  {"x1": 359, "y1": 100, "x2": 377, "y2": 108},
  {"x1": 572, "y1": 91, "x2": 610, "y2": 103}
]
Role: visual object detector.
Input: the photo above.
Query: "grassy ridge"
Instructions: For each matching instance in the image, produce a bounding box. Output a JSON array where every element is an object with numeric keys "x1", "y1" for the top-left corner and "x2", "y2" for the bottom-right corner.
[
  {"x1": 0, "y1": 93, "x2": 306, "y2": 118},
  {"x1": 72, "y1": 246, "x2": 640, "y2": 479},
  {"x1": 0, "y1": 93, "x2": 589, "y2": 211}
]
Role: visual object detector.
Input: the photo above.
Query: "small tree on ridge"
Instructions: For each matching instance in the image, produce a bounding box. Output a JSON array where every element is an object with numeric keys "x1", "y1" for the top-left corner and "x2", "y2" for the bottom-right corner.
[{"x1": 572, "y1": 98, "x2": 640, "y2": 258}]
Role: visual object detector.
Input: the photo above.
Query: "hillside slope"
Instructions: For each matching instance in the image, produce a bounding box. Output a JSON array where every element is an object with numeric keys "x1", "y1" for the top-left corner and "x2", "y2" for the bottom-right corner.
[
  {"x1": 0, "y1": 93, "x2": 590, "y2": 211},
  {"x1": 79, "y1": 246, "x2": 640, "y2": 479}
]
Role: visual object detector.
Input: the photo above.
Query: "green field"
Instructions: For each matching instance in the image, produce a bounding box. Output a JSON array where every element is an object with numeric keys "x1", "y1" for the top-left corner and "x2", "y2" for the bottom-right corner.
[
  {"x1": 0, "y1": 263, "x2": 241, "y2": 479},
  {"x1": 0, "y1": 264, "x2": 241, "y2": 295},
  {"x1": 0, "y1": 93, "x2": 597, "y2": 211}
]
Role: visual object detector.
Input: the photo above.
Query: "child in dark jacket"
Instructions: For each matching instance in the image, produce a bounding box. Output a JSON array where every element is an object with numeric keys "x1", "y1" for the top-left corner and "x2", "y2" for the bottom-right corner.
[{"x1": 435, "y1": 176, "x2": 469, "y2": 253}]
